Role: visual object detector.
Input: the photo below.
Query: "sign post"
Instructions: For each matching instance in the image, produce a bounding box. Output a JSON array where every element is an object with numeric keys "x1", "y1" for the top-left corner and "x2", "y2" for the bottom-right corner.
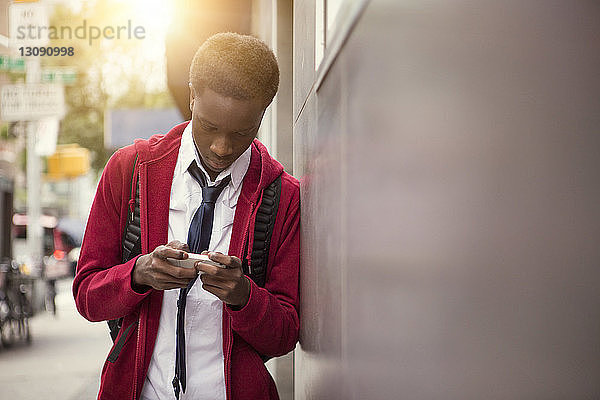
[
  {"x1": 5, "y1": 0, "x2": 53, "y2": 273},
  {"x1": 0, "y1": 56, "x2": 26, "y2": 72},
  {"x1": 0, "y1": 84, "x2": 65, "y2": 121},
  {"x1": 41, "y1": 67, "x2": 77, "y2": 85},
  {"x1": 8, "y1": 1, "x2": 49, "y2": 49}
]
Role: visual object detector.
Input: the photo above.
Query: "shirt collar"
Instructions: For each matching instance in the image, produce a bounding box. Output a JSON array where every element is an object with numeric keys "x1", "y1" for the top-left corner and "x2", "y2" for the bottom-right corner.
[{"x1": 180, "y1": 121, "x2": 251, "y2": 191}]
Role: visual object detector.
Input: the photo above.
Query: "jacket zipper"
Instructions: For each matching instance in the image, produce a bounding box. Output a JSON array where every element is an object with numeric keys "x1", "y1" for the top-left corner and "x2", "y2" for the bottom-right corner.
[
  {"x1": 129, "y1": 200, "x2": 135, "y2": 222},
  {"x1": 241, "y1": 202, "x2": 256, "y2": 275},
  {"x1": 129, "y1": 154, "x2": 139, "y2": 222},
  {"x1": 133, "y1": 167, "x2": 143, "y2": 400},
  {"x1": 226, "y1": 317, "x2": 233, "y2": 400},
  {"x1": 133, "y1": 311, "x2": 142, "y2": 399}
]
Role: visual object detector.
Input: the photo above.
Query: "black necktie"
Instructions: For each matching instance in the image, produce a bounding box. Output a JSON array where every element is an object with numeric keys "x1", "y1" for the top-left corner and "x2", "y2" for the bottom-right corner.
[{"x1": 172, "y1": 160, "x2": 231, "y2": 399}]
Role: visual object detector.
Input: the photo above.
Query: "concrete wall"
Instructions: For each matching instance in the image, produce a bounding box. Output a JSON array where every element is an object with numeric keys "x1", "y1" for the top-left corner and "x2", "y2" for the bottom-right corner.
[{"x1": 293, "y1": 1, "x2": 600, "y2": 399}]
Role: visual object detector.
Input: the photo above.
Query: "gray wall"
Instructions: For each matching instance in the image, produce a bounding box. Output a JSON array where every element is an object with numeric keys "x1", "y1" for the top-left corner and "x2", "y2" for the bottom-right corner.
[{"x1": 293, "y1": 1, "x2": 600, "y2": 399}]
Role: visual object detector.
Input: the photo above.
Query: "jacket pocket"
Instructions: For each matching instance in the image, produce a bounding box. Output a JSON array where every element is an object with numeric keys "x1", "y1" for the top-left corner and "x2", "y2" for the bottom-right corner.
[
  {"x1": 231, "y1": 342, "x2": 274, "y2": 399},
  {"x1": 107, "y1": 320, "x2": 138, "y2": 363}
]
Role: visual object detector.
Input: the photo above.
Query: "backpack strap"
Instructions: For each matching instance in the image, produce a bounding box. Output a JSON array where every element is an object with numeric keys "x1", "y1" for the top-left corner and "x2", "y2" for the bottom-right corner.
[
  {"x1": 243, "y1": 175, "x2": 282, "y2": 287},
  {"x1": 240, "y1": 175, "x2": 282, "y2": 363},
  {"x1": 108, "y1": 154, "x2": 140, "y2": 343},
  {"x1": 122, "y1": 154, "x2": 142, "y2": 263}
]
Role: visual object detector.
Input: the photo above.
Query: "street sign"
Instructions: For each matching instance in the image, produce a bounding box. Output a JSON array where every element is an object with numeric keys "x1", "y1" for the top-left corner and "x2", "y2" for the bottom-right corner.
[
  {"x1": 9, "y1": 2, "x2": 49, "y2": 48},
  {"x1": 35, "y1": 117, "x2": 59, "y2": 156},
  {"x1": 0, "y1": 56, "x2": 26, "y2": 72},
  {"x1": 41, "y1": 67, "x2": 77, "y2": 85},
  {"x1": 0, "y1": 84, "x2": 65, "y2": 121}
]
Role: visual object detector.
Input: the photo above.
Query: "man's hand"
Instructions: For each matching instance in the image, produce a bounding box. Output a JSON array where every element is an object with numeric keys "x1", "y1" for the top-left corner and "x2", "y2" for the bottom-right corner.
[
  {"x1": 132, "y1": 240, "x2": 198, "y2": 292},
  {"x1": 196, "y1": 251, "x2": 251, "y2": 308}
]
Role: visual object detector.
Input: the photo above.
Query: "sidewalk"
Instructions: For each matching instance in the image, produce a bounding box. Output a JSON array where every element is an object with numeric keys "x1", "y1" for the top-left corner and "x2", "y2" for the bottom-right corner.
[{"x1": 0, "y1": 279, "x2": 111, "y2": 400}]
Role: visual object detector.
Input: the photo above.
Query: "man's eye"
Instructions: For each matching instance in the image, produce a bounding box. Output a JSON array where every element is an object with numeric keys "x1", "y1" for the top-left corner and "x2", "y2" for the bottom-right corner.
[
  {"x1": 236, "y1": 129, "x2": 255, "y2": 136},
  {"x1": 201, "y1": 124, "x2": 216, "y2": 132}
]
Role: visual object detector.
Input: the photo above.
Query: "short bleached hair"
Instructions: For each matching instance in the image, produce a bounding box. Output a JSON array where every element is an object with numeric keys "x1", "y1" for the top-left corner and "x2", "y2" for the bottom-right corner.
[{"x1": 189, "y1": 32, "x2": 280, "y2": 107}]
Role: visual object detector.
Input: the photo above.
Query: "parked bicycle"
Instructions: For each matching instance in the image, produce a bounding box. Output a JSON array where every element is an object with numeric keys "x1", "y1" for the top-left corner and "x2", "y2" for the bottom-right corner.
[{"x1": 0, "y1": 259, "x2": 33, "y2": 348}]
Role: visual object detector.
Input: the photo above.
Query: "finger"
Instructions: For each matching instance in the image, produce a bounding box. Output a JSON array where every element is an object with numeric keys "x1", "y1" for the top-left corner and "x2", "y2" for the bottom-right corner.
[
  {"x1": 157, "y1": 262, "x2": 199, "y2": 280},
  {"x1": 198, "y1": 268, "x2": 241, "y2": 292},
  {"x1": 201, "y1": 282, "x2": 227, "y2": 298},
  {"x1": 154, "y1": 246, "x2": 188, "y2": 260},
  {"x1": 207, "y1": 252, "x2": 242, "y2": 269},
  {"x1": 156, "y1": 280, "x2": 194, "y2": 290},
  {"x1": 199, "y1": 274, "x2": 218, "y2": 287},
  {"x1": 200, "y1": 273, "x2": 231, "y2": 287},
  {"x1": 148, "y1": 271, "x2": 196, "y2": 290},
  {"x1": 195, "y1": 260, "x2": 240, "y2": 277},
  {"x1": 195, "y1": 261, "x2": 222, "y2": 276},
  {"x1": 155, "y1": 278, "x2": 194, "y2": 290},
  {"x1": 200, "y1": 250, "x2": 209, "y2": 255},
  {"x1": 167, "y1": 240, "x2": 191, "y2": 253},
  {"x1": 168, "y1": 266, "x2": 199, "y2": 280},
  {"x1": 166, "y1": 240, "x2": 183, "y2": 249},
  {"x1": 228, "y1": 255, "x2": 242, "y2": 269}
]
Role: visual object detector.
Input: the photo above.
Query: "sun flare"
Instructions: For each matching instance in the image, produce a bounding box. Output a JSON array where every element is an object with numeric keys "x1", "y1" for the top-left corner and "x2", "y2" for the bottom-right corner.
[{"x1": 129, "y1": 0, "x2": 174, "y2": 39}]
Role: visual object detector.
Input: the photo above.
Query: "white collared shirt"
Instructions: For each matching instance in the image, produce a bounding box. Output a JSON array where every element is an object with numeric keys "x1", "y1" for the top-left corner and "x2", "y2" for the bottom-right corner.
[{"x1": 140, "y1": 122, "x2": 251, "y2": 400}]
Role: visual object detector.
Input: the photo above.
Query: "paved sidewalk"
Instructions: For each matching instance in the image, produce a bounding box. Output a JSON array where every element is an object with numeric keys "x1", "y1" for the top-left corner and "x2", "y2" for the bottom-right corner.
[{"x1": 0, "y1": 279, "x2": 111, "y2": 400}]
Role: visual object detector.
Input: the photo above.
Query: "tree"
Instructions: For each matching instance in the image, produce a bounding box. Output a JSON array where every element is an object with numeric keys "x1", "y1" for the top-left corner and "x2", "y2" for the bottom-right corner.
[{"x1": 47, "y1": 0, "x2": 174, "y2": 174}]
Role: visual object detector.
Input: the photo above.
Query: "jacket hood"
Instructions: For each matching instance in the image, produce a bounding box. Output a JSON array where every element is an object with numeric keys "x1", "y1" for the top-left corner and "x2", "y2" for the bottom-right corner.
[{"x1": 133, "y1": 121, "x2": 284, "y2": 203}]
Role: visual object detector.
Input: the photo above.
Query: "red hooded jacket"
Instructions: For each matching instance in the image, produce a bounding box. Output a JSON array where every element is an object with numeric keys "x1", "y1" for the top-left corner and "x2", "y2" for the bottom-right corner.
[{"x1": 73, "y1": 121, "x2": 300, "y2": 400}]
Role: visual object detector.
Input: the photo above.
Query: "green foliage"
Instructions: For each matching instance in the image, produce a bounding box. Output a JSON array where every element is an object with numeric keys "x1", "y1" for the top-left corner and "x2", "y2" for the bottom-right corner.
[{"x1": 47, "y1": 1, "x2": 174, "y2": 174}]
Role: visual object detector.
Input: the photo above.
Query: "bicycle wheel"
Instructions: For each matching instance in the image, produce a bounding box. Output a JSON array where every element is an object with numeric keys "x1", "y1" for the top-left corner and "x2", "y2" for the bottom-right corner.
[
  {"x1": 0, "y1": 317, "x2": 15, "y2": 348},
  {"x1": 24, "y1": 317, "x2": 31, "y2": 344},
  {"x1": 17, "y1": 316, "x2": 31, "y2": 344}
]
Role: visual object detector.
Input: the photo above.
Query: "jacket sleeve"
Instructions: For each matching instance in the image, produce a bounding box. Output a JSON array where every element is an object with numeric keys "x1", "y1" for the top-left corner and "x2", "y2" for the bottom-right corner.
[
  {"x1": 225, "y1": 179, "x2": 300, "y2": 357},
  {"x1": 72, "y1": 149, "x2": 150, "y2": 322}
]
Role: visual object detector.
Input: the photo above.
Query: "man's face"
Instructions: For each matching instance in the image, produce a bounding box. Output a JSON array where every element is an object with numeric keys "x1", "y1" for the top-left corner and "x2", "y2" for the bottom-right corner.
[{"x1": 189, "y1": 85, "x2": 266, "y2": 180}]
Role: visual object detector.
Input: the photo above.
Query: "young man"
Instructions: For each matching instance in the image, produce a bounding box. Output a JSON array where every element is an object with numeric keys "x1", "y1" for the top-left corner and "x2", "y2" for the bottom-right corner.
[{"x1": 73, "y1": 33, "x2": 300, "y2": 400}]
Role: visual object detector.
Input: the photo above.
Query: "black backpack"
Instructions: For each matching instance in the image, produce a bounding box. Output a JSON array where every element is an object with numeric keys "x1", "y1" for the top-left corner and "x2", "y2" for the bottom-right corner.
[{"x1": 108, "y1": 154, "x2": 282, "y2": 342}]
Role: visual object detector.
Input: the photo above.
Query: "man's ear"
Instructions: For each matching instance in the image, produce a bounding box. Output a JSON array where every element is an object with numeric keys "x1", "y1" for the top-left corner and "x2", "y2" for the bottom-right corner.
[{"x1": 188, "y1": 83, "x2": 194, "y2": 112}]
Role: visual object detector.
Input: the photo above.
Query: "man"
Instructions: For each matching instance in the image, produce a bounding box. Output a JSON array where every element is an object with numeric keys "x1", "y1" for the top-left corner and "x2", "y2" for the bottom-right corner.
[{"x1": 73, "y1": 33, "x2": 300, "y2": 400}]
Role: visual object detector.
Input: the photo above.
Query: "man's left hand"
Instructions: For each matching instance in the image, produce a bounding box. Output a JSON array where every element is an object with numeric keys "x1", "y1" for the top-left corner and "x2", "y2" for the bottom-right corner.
[{"x1": 195, "y1": 251, "x2": 250, "y2": 308}]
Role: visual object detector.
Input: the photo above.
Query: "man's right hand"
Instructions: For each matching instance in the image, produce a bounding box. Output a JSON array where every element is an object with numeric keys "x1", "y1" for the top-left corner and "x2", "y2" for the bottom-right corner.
[{"x1": 131, "y1": 240, "x2": 198, "y2": 292}]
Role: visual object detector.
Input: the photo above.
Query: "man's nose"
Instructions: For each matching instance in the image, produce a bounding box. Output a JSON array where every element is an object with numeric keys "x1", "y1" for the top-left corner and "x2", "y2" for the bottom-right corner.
[{"x1": 210, "y1": 134, "x2": 233, "y2": 158}]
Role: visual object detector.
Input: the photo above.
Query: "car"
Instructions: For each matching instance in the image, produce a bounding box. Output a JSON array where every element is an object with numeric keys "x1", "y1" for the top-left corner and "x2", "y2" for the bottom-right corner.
[{"x1": 11, "y1": 214, "x2": 84, "y2": 314}]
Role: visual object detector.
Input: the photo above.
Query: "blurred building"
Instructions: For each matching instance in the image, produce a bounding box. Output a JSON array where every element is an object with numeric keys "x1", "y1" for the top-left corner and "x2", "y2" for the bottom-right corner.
[
  {"x1": 104, "y1": 108, "x2": 183, "y2": 149},
  {"x1": 0, "y1": 0, "x2": 14, "y2": 261},
  {"x1": 0, "y1": 170, "x2": 12, "y2": 260}
]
